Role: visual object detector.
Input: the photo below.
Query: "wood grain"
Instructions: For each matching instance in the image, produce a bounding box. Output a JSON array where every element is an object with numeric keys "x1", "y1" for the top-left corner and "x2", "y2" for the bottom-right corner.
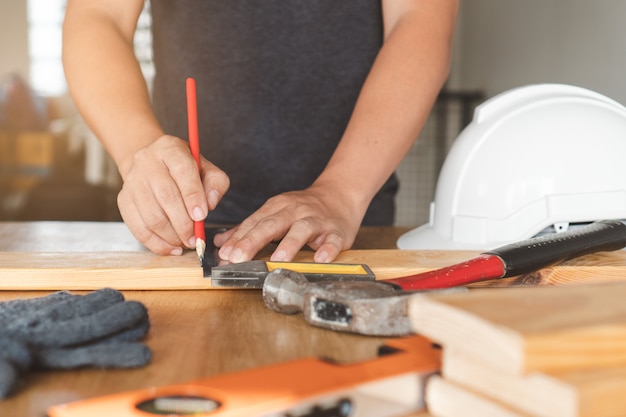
[
  {"x1": 443, "y1": 347, "x2": 626, "y2": 417},
  {"x1": 0, "y1": 222, "x2": 443, "y2": 289},
  {"x1": 0, "y1": 251, "x2": 208, "y2": 290},
  {"x1": 409, "y1": 282, "x2": 626, "y2": 374},
  {"x1": 5, "y1": 222, "x2": 625, "y2": 417},
  {"x1": 4, "y1": 222, "x2": 626, "y2": 289},
  {"x1": 0, "y1": 223, "x2": 426, "y2": 417},
  {"x1": 5, "y1": 248, "x2": 626, "y2": 289},
  {"x1": 426, "y1": 376, "x2": 531, "y2": 417},
  {"x1": 470, "y1": 251, "x2": 626, "y2": 287},
  {"x1": 0, "y1": 290, "x2": 388, "y2": 416},
  {"x1": 0, "y1": 249, "x2": 478, "y2": 290}
]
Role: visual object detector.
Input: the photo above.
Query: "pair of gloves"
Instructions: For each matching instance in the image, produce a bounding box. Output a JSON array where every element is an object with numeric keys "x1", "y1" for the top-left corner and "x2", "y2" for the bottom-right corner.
[{"x1": 0, "y1": 288, "x2": 152, "y2": 398}]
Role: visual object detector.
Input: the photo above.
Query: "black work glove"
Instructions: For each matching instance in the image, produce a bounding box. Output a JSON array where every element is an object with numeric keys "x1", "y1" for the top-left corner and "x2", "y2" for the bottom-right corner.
[{"x1": 0, "y1": 288, "x2": 151, "y2": 398}]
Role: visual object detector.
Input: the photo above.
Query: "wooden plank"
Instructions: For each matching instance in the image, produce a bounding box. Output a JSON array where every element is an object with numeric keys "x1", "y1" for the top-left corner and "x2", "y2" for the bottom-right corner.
[
  {"x1": 0, "y1": 251, "x2": 209, "y2": 290},
  {"x1": 425, "y1": 376, "x2": 531, "y2": 417},
  {"x1": 3, "y1": 221, "x2": 626, "y2": 290},
  {"x1": 0, "y1": 222, "x2": 472, "y2": 289},
  {"x1": 331, "y1": 250, "x2": 626, "y2": 284},
  {"x1": 6, "y1": 248, "x2": 626, "y2": 290},
  {"x1": 304, "y1": 249, "x2": 478, "y2": 280},
  {"x1": 409, "y1": 282, "x2": 626, "y2": 374},
  {"x1": 0, "y1": 249, "x2": 473, "y2": 290},
  {"x1": 469, "y1": 251, "x2": 626, "y2": 287},
  {"x1": 442, "y1": 347, "x2": 626, "y2": 417}
]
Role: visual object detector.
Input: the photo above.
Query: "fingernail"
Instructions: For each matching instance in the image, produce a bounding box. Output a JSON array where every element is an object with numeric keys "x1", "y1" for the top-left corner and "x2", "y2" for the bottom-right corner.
[
  {"x1": 208, "y1": 190, "x2": 220, "y2": 209},
  {"x1": 170, "y1": 247, "x2": 183, "y2": 256},
  {"x1": 192, "y1": 206, "x2": 206, "y2": 221},
  {"x1": 315, "y1": 251, "x2": 330, "y2": 263},
  {"x1": 219, "y1": 246, "x2": 233, "y2": 260},
  {"x1": 230, "y1": 248, "x2": 244, "y2": 263},
  {"x1": 189, "y1": 236, "x2": 197, "y2": 247},
  {"x1": 271, "y1": 250, "x2": 287, "y2": 262}
]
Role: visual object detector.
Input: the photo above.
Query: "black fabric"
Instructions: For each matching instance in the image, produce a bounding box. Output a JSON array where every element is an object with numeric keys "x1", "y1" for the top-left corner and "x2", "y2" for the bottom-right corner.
[
  {"x1": 35, "y1": 342, "x2": 151, "y2": 369},
  {"x1": 0, "y1": 289, "x2": 151, "y2": 399},
  {"x1": 150, "y1": 0, "x2": 397, "y2": 225},
  {"x1": 0, "y1": 360, "x2": 22, "y2": 399}
]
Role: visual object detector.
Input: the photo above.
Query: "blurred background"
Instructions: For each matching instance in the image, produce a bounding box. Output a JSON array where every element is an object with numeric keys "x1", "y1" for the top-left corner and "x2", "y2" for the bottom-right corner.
[{"x1": 2, "y1": 0, "x2": 626, "y2": 226}]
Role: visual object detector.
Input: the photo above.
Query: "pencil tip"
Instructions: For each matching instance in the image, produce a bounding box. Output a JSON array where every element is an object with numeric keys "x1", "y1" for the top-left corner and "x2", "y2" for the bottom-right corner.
[{"x1": 195, "y1": 238, "x2": 206, "y2": 268}]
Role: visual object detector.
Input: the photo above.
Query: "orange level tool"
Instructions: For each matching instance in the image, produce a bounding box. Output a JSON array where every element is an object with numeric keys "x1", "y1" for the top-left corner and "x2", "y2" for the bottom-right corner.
[{"x1": 48, "y1": 335, "x2": 440, "y2": 417}]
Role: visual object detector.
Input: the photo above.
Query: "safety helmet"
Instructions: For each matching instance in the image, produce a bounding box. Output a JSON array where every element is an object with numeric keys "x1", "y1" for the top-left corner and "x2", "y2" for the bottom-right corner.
[{"x1": 397, "y1": 84, "x2": 626, "y2": 250}]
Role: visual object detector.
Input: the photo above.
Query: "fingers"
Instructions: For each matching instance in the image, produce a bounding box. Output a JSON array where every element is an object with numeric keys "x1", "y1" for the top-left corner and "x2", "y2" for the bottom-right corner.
[
  {"x1": 311, "y1": 232, "x2": 346, "y2": 264},
  {"x1": 118, "y1": 182, "x2": 186, "y2": 255},
  {"x1": 218, "y1": 215, "x2": 288, "y2": 263},
  {"x1": 213, "y1": 227, "x2": 236, "y2": 248},
  {"x1": 268, "y1": 218, "x2": 328, "y2": 262},
  {"x1": 270, "y1": 220, "x2": 348, "y2": 263},
  {"x1": 200, "y1": 158, "x2": 229, "y2": 210},
  {"x1": 217, "y1": 192, "x2": 359, "y2": 264},
  {"x1": 118, "y1": 136, "x2": 230, "y2": 255}
]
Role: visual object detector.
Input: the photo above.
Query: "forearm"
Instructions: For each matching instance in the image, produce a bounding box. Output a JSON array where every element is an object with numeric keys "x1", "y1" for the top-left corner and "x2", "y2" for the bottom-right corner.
[
  {"x1": 314, "y1": 1, "x2": 458, "y2": 214},
  {"x1": 62, "y1": 0, "x2": 164, "y2": 178}
]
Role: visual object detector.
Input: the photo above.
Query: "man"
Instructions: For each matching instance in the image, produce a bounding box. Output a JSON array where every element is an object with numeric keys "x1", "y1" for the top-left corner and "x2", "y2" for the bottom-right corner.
[{"x1": 62, "y1": 0, "x2": 458, "y2": 264}]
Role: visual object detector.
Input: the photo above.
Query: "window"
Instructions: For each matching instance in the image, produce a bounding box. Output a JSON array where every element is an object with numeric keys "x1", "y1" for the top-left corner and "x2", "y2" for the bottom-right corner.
[
  {"x1": 27, "y1": 0, "x2": 66, "y2": 96},
  {"x1": 27, "y1": 0, "x2": 153, "y2": 97}
]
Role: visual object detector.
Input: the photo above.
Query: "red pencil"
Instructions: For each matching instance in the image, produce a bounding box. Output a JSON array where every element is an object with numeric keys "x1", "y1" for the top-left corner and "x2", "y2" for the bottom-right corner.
[{"x1": 186, "y1": 77, "x2": 206, "y2": 266}]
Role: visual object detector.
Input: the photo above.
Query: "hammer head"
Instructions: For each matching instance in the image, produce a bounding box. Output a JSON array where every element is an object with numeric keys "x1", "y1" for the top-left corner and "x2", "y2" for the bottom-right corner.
[
  {"x1": 262, "y1": 268, "x2": 311, "y2": 314},
  {"x1": 263, "y1": 269, "x2": 414, "y2": 336}
]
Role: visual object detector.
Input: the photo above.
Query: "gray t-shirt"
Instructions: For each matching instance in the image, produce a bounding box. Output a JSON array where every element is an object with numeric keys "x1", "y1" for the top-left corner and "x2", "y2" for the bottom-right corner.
[{"x1": 150, "y1": 0, "x2": 398, "y2": 225}]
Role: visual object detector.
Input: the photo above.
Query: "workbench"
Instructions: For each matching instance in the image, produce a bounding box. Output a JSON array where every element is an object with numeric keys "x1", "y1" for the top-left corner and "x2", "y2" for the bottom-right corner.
[{"x1": 0, "y1": 221, "x2": 431, "y2": 417}]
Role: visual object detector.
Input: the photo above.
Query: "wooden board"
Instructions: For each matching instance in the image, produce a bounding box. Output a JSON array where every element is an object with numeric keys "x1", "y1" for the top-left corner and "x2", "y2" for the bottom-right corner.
[
  {"x1": 5, "y1": 249, "x2": 626, "y2": 290},
  {"x1": 0, "y1": 249, "x2": 474, "y2": 290},
  {"x1": 0, "y1": 251, "x2": 207, "y2": 290},
  {"x1": 425, "y1": 376, "x2": 531, "y2": 417},
  {"x1": 409, "y1": 282, "x2": 626, "y2": 374},
  {"x1": 469, "y1": 250, "x2": 626, "y2": 287},
  {"x1": 3, "y1": 221, "x2": 626, "y2": 290},
  {"x1": 442, "y1": 348, "x2": 626, "y2": 417}
]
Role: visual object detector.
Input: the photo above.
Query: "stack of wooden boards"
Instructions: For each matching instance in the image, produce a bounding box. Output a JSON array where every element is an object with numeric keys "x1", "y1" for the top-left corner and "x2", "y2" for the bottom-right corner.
[{"x1": 409, "y1": 282, "x2": 626, "y2": 417}]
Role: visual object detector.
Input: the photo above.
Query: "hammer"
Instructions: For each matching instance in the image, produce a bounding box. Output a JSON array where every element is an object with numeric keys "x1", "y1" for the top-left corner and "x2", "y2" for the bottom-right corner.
[
  {"x1": 263, "y1": 220, "x2": 626, "y2": 336},
  {"x1": 262, "y1": 268, "x2": 465, "y2": 336}
]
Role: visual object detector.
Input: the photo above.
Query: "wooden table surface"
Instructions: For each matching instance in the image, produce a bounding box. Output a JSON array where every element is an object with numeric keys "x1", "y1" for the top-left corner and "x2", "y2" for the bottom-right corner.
[{"x1": 0, "y1": 222, "x2": 432, "y2": 417}]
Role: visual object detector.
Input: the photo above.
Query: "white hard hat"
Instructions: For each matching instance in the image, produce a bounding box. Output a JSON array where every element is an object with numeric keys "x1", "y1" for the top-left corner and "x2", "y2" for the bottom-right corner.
[{"x1": 397, "y1": 83, "x2": 626, "y2": 250}]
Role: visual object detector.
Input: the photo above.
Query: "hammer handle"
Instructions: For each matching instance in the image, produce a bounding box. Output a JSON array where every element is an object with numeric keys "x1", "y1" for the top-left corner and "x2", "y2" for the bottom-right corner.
[
  {"x1": 488, "y1": 219, "x2": 626, "y2": 276},
  {"x1": 386, "y1": 220, "x2": 626, "y2": 290}
]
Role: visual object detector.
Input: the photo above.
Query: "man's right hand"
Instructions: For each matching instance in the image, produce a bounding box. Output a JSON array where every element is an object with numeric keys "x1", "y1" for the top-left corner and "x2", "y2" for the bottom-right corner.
[{"x1": 117, "y1": 135, "x2": 230, "y2": 255}]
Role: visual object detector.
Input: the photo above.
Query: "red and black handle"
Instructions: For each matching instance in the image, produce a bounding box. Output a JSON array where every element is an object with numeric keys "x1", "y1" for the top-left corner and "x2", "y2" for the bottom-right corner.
[{"x1": 385, "y1": 220, "x2": 626, "y2": 290}]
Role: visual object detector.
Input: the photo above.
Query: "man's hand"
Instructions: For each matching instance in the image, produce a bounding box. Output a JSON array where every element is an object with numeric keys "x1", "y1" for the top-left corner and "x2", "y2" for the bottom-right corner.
[
  {"x1": 214, "y1": 184, "x2": 366, "y2": 264},
  {"x1": 117, "y1": 135, "x2": 230, "y2": 255}
]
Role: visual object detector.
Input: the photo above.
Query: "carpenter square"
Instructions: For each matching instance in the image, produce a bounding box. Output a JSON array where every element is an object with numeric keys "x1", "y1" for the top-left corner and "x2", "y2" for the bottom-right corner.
[
  {"x1": 210, "y1": 260, "x2": 375, "y2": 288},
  {"x1": 200, "y1": 227, "x2": 229, "y2": 277}
]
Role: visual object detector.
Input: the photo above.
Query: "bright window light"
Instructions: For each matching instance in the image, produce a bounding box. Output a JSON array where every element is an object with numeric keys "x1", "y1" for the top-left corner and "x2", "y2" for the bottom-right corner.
[
  {"x1": 27, "y1": 0, "x2": 66, "y2": 96},
  {"x1": 26, "y1": 0, "x2": 153, "y2": 97}
]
